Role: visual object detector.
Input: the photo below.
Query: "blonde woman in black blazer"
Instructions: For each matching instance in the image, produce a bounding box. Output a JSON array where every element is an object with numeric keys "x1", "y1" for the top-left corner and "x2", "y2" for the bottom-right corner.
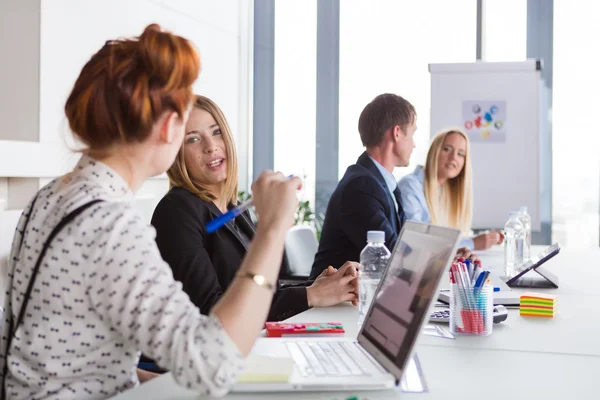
[{"x1": 152, "y1": 95, "x2": 359, "y2": 322}]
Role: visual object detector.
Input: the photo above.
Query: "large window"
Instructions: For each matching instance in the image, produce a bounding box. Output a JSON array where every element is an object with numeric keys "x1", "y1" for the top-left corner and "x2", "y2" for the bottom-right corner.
[
  {"x1": 552, "y1": 0, "x2": 600, "y2": 247},
  {"x1": 265, "y1": 1, "x2": 598, "y2": 248},
  {"x1": 338, "y1": 0, "x2": 477, "y2": 181},
  {"x1": 483, "y1": 0, "x2": 527, "y2": 62},
  {"x1": 273, "y1": 0, "x2": 317, "y2": 207}
]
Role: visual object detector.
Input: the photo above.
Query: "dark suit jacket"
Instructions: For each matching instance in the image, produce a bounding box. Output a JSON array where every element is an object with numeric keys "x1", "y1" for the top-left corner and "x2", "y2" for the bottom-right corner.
[
  {"x1": 311, "y1": 151, "x2": 405, "y2": 278},
  {"x1": 151, "y1": 187, "x2": 310, "y2": 322}
]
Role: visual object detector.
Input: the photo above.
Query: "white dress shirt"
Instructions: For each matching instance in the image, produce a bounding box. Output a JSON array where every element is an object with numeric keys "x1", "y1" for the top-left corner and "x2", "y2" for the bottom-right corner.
[
  {"x1": 0, "y1": 155, "x2": 244, "y2": 400},
  {"x1": 369, "y1": 156, "x2": 399, "y2": 212}
]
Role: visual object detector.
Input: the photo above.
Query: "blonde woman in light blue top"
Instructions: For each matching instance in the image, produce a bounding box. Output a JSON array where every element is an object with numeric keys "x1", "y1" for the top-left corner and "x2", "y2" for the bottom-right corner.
[{"x1": 398, "y1": 128, "x2": 502, "y2": 250}]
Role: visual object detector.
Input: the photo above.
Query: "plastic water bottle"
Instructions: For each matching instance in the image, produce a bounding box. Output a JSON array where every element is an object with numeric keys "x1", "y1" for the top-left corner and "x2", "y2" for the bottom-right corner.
[
  {"x1": 357, "y1": 231, "x2": 391, "y2": 330},
  {"x1": 504, "y1": 212, "x2": 525, "y2": 277},
  {"x1": 518, "y1": 206, "x2": 532, "y2": 262}
]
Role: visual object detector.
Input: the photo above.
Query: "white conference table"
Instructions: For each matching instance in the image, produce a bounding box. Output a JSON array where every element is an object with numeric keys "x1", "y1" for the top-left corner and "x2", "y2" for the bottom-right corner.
[{"x1": 113, "y1": 246, "x2": 600, "y2": 399}]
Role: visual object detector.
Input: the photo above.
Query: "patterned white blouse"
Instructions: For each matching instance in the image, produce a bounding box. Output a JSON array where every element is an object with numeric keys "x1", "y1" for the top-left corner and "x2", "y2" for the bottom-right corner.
[{"x1": 0, "y1": 155, "x2": 245, "y2": 400}]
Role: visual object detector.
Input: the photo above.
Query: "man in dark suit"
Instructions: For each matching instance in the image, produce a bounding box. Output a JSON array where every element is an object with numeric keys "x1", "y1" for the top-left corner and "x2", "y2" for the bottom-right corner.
[{"x1": 311, "y1": 93, "x2": 416, "y2": 278}]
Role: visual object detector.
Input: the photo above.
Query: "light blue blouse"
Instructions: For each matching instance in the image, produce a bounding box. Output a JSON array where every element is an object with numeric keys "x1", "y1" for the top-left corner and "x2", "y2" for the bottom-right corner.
[{"x1": 397, "y1": 166, "x2": 475, "y2": 249}]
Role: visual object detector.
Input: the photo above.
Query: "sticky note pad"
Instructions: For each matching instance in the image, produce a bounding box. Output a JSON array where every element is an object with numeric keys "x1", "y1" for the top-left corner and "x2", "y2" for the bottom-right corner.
[
  {"x1": 520, "y1": 292, "x2": 558, "y2": 318},
  {"x1": 237, "y1": 354, "x2": 293, "y2": 383}
]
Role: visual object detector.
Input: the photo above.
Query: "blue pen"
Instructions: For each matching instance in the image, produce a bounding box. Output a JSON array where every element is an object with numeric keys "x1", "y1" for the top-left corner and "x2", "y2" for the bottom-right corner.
[
  {"x1": 473, "y1": 272, "x2": 486, "y2": 290},
  {"x1": 473, "y1": 270, "x2": 489, "y2": 295},
  {"x1": 478, "y1": 271, "x2": 491, "y2": 296},
  {"x1": 206, "y1": 199, "x2": 253, "y2": 233},
  {"x1": 471, "y1": 264, "x2": 483, "y2": 286},
  {"x1": 463, "y1": 259, "x2": 470, "y2": 280},
  {"x1": 206, "y1": 174, "x2": 295, "y2": 233}
]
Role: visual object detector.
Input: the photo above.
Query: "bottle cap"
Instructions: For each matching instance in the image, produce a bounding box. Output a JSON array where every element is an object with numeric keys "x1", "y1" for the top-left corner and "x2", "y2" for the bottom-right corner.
[{"x1": 367, "y1": 231, "x2": 385, "y2": 243}]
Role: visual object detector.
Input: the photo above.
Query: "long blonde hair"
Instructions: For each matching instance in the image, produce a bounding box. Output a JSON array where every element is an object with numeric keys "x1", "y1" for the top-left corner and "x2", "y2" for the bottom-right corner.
[
  {"x1": 423, "y1": 128, "x2": 472, "y2": 233},
  {"x1": 167, "y1": 95, "x2": 239, "y2": 205}
]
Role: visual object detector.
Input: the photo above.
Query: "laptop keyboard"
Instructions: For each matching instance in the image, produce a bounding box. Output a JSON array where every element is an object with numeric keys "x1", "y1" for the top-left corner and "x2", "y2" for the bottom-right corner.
[
  {"x1": 429, "y1": 309, "x2": 450, "y2": 322},
  {"x1": 286, "y1": 341, "x2": 372, "y2": 377}
]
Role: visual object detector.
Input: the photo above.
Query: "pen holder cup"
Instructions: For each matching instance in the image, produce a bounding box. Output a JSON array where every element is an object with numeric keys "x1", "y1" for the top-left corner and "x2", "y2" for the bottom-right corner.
[{"x1": 449, "y1": 284, "x2": 493, "y2": 336}]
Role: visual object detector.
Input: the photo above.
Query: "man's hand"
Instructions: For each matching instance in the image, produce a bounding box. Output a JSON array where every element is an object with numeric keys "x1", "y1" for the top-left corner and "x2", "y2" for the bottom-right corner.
[{"x1": 307, "y1": 262, "x2": 359, "y2": 307}]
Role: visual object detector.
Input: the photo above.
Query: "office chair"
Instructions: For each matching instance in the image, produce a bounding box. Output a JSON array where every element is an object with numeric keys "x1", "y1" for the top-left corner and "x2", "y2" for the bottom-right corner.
[{"x1": 283, "y1": 225, "x2": 319, "y2": 280}]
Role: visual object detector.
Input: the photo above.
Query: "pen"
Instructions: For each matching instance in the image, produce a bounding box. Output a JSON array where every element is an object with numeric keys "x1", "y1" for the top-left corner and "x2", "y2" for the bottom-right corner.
[
  {"x1": 206, "y1": 174, "x2": 295, "y2": 233},
  {"x1": 474, "y1": 271, "x2": 490, "y2": 295},
  {"x1": 449, "y1": 263, "x2": 457, "y2": 284},
  {"x1": 458, "y1": 264, "x2": 475, "y2": 308},
  {"x1": 462, "y1": 259, "x2": 470, "y2": 282},
  {"x1": 471, "y1": 264, "x2": 483, "y2": 286},
  {"x1": 206, "y1": 198, "x2": 253, "y2": 233},
  {"x1": 458, "y1": 264, "x2": 469, "y2": 288},
  {"x1": 473, "y1": 271, "x2": 486, "y2": 291}
]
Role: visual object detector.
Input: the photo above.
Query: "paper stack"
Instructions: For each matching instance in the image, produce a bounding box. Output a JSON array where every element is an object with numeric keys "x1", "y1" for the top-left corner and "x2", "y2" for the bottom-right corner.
[{"x1": 520, "y1": 292, "x2": 558, "y2": 318}]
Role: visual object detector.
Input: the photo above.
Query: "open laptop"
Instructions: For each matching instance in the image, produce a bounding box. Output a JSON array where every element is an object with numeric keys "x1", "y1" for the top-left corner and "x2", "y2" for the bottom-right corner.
[
  {"x1": 233, "y1": 221, "x2": 461, "y2": 392},
  {"x1": 503, "y1": 243, "x2": 561, "y2": 288}
]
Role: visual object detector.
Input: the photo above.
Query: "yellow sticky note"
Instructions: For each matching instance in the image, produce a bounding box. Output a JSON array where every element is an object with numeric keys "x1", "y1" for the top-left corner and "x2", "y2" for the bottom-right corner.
[
  {"x1": 237, "y1": 373, "x2": 289, "y2": 383},
  {"x1": 237, "y1": 353, "x2": 293, "y2": 383}
]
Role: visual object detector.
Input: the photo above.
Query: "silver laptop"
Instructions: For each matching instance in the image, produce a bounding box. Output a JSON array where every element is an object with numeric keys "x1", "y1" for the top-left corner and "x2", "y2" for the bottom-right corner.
[{"x1": 233, "y1": 221, "x2": 461, "y2": 392}]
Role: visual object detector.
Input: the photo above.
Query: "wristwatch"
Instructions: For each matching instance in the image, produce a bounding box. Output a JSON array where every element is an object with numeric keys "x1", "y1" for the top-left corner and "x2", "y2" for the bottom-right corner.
[{"x1": 237, "y1": 270, "x2": 276, "y2": 293}]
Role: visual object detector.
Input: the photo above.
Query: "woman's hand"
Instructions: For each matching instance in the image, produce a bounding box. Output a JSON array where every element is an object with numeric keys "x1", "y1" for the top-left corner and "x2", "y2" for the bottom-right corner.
[
  {"x1": 306, "y1": 261, "x2": 359, "y2": 307},
  {"x1": 251, "y1": 171, "x2": 302, "y2": 234},
  {"x1": 214, "y1": 171, "x2": 303, "y2": 356},
  {"x1": 472, "y1": 230, "x2": 503, "y2": 251},
  {"x1": 455, "y1": 247, "x2": 478, "y2": 262}
]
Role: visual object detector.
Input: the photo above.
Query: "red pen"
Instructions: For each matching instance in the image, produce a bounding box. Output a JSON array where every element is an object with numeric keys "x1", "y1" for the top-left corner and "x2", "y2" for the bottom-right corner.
[{"x1": 449, "y1": 263, "x2": 457, "y2": 283}]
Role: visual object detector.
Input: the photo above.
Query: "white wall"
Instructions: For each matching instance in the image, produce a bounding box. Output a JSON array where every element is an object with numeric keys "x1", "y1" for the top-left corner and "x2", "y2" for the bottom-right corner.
[
  {"x1": 0, "y1": 0, "x2": 253, "y2": 294},
  {"x1": 0, "y1": 0, "x2": 40, "y2": 142},
  {"x1": 38, "y1": 0, "x2": 252, "y2": 185}
]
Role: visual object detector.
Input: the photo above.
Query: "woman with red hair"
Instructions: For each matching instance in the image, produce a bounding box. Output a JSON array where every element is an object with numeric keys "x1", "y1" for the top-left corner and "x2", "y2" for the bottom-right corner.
[{"x1": 0, "y1": 25, "x2": 301, "y2": 399}]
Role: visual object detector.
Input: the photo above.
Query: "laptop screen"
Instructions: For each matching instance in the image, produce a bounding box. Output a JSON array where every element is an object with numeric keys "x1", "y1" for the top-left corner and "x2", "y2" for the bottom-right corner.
[{"x1": 358, "y1": 222, "x2": 460, "y2": 377}]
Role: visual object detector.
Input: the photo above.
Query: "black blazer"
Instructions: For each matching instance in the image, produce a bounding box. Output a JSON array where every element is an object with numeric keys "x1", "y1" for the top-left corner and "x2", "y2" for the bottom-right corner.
[
  {"x1": 311, "y1": 151, "x2": 405, "y2": 278},
  {"x1": 151, "y1": 187, "x2": 310, "y2": 322}
]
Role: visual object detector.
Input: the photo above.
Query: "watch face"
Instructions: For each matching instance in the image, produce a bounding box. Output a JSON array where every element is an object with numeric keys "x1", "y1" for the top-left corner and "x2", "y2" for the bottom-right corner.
[{"x1": 253, "y1": 274, "x2": 266, "y2": 285}]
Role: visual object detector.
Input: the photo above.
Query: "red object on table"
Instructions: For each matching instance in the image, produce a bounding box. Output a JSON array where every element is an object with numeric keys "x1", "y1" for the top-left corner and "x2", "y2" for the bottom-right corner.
[{"x1": 265, "y1": 322, "x2": 345, "y2": 337}]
